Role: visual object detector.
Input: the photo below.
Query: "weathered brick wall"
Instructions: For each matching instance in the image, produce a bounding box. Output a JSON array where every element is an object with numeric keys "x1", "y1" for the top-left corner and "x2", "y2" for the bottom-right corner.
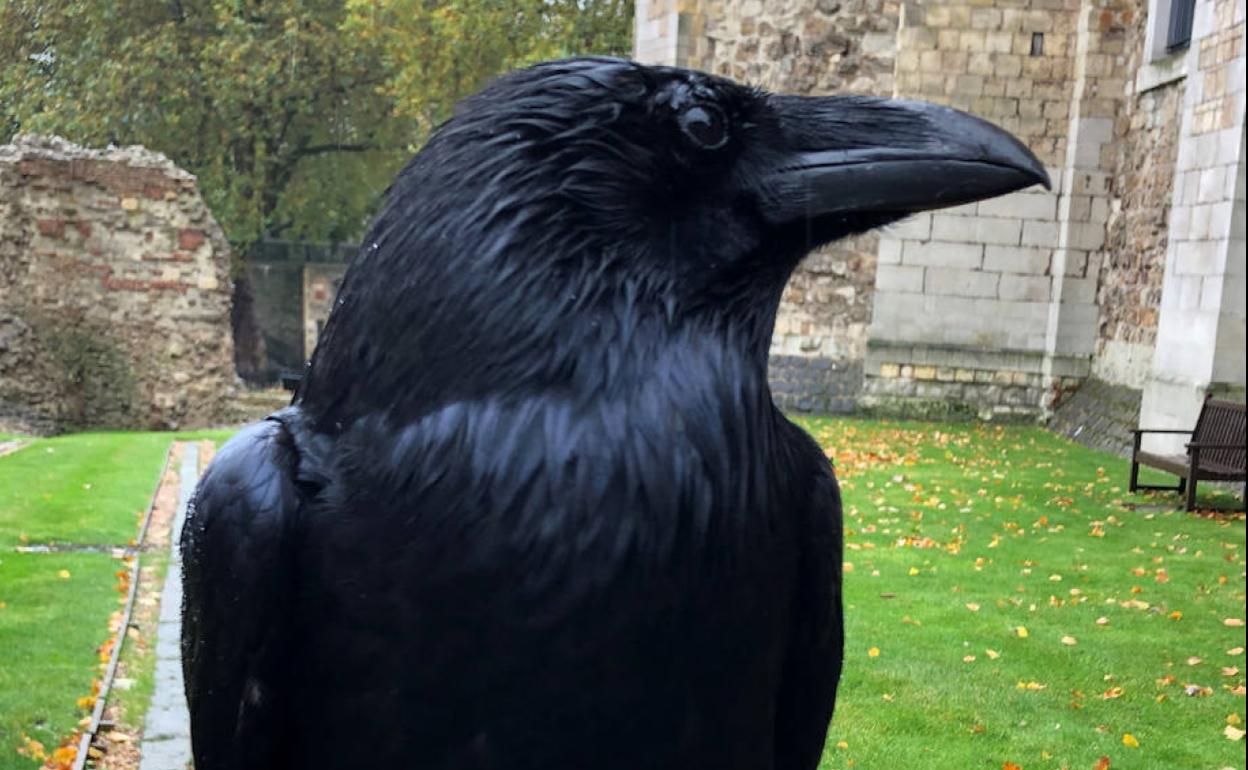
[
  {"x1": 1094, "y1": 1, "x2": 1183, "y2": 389},
  {"x1": 0, "y1": 135, "x2": 235, "y2": 433}
]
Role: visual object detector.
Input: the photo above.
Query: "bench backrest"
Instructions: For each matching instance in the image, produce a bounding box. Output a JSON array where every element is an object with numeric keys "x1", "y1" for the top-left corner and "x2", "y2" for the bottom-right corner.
[{"x1": 1191, "y1": 397, "x2": 1247, "y2": 473}]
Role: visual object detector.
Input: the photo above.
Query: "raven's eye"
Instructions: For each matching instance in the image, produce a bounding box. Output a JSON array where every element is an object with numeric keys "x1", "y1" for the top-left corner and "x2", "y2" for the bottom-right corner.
[{"x1": 677, "y1": 105, "x2": 729, "y2": 150}]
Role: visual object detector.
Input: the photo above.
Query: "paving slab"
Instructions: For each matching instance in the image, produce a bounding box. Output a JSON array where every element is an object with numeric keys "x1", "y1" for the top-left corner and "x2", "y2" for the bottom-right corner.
[{"x1": 139, "y1": 445, "x2": 197, "y2": 770}]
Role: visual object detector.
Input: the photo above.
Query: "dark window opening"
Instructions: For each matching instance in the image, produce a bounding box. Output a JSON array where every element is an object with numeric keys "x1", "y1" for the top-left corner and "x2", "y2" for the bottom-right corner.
[
  {"x1": 1167, "y1": 0, "x2": 1196, "y2": 53},
  {"x1": 1030, "y1": 32, "x2": 1044, "y2": 56}
]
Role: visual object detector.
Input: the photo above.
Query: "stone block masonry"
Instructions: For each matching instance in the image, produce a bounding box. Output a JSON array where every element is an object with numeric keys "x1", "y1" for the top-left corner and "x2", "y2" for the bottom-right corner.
[
  {"x1": 0, "y1": 135, "x2": 236, "y2": 433},
  {"x1": 635, "y1": 0, "x2": 1245, "y2": 420},
  {"x1": 1140, "y1": 0, "x2": 1247, "y2": 454}
]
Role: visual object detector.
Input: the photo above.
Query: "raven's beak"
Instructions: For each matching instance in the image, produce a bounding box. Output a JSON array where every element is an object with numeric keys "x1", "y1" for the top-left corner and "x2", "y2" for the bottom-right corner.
[{"x1": 758, "y1": 96, "x2": 1051, "y2": 226}]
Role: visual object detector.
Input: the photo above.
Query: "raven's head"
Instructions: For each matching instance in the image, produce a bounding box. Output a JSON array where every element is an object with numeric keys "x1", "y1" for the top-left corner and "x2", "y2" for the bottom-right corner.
[{"x1": 302, "y1": 57, "x2": 1048, "y2": 420}]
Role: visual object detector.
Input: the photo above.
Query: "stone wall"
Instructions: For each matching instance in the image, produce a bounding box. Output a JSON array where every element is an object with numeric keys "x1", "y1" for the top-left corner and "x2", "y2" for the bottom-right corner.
[
  {"x1": 0, "y1": 135, "x2": 235, "y2": 433},
  {"x1": 1048, "y1": 375, "x2": 1144, "y2": 454},
  {"x1": 862, "y1": 0, "x2": 1106, "y2": 420},
  {"x1": 1094, "y1": 1, "x2": 1184, "y2": 389},
  {"x1": 636, "y1": 0, "x2": 1245, "y2": 420},
  {"x1": 1139, "y1": 0, "x2": 1246, "y2": 453},
  {"x1": 302, "y1": 262, "x2": 348, "y2": 361}
]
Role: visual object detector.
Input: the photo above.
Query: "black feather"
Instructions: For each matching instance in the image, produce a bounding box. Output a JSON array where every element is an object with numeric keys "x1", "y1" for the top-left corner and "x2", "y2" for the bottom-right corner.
[{"x1": 183, "y1": 57, "x2": 860, "y2": 770}]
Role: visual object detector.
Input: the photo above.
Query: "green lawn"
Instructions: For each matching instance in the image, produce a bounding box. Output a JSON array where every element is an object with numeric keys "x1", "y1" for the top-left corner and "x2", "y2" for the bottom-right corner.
[
  {"x1": 794, "y1": 418, "x2": 1246, "y2": 770},
  {"x1": 0, "y1": 422, "x2": 1243, "y2": 770},
  {"x1": 0, "y1": 430, "x2": 233, "y2": 769}
]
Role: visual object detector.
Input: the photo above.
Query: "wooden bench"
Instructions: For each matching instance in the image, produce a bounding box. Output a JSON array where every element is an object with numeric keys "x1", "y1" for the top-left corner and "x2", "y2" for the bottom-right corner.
[{"x1": 1130, "y1": 396, "x2": 1246, "y2": 511}]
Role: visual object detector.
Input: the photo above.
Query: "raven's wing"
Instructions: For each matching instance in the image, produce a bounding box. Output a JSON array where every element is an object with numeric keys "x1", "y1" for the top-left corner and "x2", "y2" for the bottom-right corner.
[
  {"x1": 773, "y1": 418, "x2": 844, "y2": 770},
  {"x1": 180, "y1": 414, "x2": 309, "y2": 770}
]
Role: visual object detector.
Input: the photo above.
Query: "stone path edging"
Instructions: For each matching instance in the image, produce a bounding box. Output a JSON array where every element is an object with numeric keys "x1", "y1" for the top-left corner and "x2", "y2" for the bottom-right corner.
[{"x1": 138, "y1": 444, "x2": 198, "y2": 770}]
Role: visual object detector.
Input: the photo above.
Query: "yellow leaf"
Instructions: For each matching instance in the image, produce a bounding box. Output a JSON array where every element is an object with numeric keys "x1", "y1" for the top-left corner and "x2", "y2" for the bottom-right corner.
[
  {"x1": 908, "y1": 567, "x2": 920, "y2": 576},
  {"x1": 1226, "y1": 725, "x2": 1246, "y2": 741},
  {"x1": 836, "y1": 741, "x2": 849, "y2": 749},
  {"x1": 986, "y1": 649, "x2": 1000, "y2": 660},
  {"x1": 1227, "y1": 713, "x2": 1242, "y2": 726},
  {"x1": 1015, "y1": 626, "x2": 1029, "y2": 638},
  {"x1": 868, "y1": 647, "x2": 880, "y2": 658},
  {"x1": 58, "y1": 569, "x2": 71, "y2": 579},
  {"x1": 1122, "y1": 733, "x2": 1140, "y2": 748},
  {"x1": 965, "y1": 602, "x2": 981, "y2": 612},
  {"x1": 1061, "y1": 635, "x2": 1077, "y2": 646}
]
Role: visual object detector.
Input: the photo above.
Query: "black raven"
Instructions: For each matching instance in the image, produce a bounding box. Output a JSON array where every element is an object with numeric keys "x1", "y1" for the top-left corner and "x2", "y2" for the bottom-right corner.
[{"x1": 181, "y1": 57, "x2": 1047, "y2": 770}]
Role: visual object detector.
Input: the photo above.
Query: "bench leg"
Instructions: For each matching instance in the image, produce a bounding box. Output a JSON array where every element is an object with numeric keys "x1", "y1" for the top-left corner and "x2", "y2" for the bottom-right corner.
[
  {"x1": 1129, "y1": 460, "x2": 1139, "y2": 493},
  {"x1": 1185, "y1": 478, "x2": 1197, "y2": 512}
]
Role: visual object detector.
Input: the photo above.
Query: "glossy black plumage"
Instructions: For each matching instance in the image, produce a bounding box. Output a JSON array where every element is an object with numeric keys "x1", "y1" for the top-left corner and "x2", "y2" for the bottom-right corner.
[{"x1": 181, "y1": 57, "x2": 1046, "y2": 769}]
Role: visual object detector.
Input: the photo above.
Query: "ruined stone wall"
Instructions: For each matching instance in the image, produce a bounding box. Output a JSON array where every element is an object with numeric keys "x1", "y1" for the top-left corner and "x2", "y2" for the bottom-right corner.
[
  {"x1": 1094, "y1": 0, "x2": 1183, "y2": 389},
  {"x1": 0, "y1": 136, "x2": 235, "y2": 433}
]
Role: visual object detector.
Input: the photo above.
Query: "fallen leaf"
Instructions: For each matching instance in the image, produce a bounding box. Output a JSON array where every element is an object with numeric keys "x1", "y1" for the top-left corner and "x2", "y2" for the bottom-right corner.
[
  {"x1": 1225, "y1": 725, "x2": 1245, "y2": 741},
  {"x1": 1187, "y1": 657, "x2": 1203, "y2": 666},
  {"x1": 1015, "y1": 626, "x2": 1029, "y2": 638},
  {"x1": 966, "y1": 602, "x2": 981, "y2": 612},
  {"x1": 1096, "y1": 616, "x2": 1110, "y2": 626},
  {"x1": 1093, "y1": 757, "x2": 1110, "y2": 770},
  {"x1": 868, "y1": 647, "x2": 880, "y2": 658},
  {"x1": 1226, "y1": 618, "x2": 1245, "y2": 627},
  {"x1": 986, "y1": 649, "x2": 1000, "y2": 660},
  {"x1": 57, "y1": 569, "x2": 71, "y2": 580},
  {"x1": 1122, "y1": 733, "x2": 1139, "y2": 748},
  {"x1": 1061, "y1": 636, "x2": 1078, "y2": 646}
]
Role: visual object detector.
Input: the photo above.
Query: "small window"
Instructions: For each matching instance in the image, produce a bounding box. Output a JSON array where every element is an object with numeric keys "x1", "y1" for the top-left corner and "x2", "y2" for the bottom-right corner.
[
  {"x1": 1167, "y1": 0, "x2": 1195, "y2": 52},
  {"x1": 1030, "y1": 33, "x2": 1044, "y2": 56}
]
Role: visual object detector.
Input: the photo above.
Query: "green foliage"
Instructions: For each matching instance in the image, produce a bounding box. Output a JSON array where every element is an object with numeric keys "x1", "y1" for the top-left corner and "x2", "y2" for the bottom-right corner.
[{"x1": 0, "y1": 0, "x2": 632, "y2": 247}]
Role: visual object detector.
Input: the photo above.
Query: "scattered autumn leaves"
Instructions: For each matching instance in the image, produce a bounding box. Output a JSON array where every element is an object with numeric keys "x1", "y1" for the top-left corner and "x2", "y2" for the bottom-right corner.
[{"x1": 810, "y1": 418, "x2": 1246, "y2": 769}]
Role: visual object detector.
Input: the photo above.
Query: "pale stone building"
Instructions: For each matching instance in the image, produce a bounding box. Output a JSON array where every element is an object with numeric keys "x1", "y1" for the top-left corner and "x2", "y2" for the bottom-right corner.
[{"x1": 636, "y1": 0, "x2": 1246, "y2": 453}]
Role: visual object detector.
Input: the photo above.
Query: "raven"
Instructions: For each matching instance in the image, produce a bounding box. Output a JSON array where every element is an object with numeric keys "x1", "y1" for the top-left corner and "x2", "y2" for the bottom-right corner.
[{"x1": 181, "y1": 57, "x2": 1047, "y2": 770}]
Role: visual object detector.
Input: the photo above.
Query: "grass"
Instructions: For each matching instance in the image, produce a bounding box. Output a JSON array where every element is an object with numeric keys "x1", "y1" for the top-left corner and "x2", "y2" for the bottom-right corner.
[
  {"x1": 0, "y1": 429, "x2": 235, "y2": 769},
  {"x1": 0, "y1": 553, "x2": 123, "y2": 768},
  {"x1": 0, "y1": 421, "x2": 1243, "y2": 769},
  {"x1": 792, "y1": 418, "x2": 1246, "y2": 770}
]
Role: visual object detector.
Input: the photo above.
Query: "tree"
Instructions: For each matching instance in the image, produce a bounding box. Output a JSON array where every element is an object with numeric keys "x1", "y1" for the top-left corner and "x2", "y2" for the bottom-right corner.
[{"x1": 0, "y1": 0, "x2": 632, "y2": 248}]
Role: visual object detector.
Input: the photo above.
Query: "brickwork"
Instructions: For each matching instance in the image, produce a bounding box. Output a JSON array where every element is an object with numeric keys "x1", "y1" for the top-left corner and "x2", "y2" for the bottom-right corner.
[{"x1": 0, "y1": 136, "x2": 235, "y2": 433}]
